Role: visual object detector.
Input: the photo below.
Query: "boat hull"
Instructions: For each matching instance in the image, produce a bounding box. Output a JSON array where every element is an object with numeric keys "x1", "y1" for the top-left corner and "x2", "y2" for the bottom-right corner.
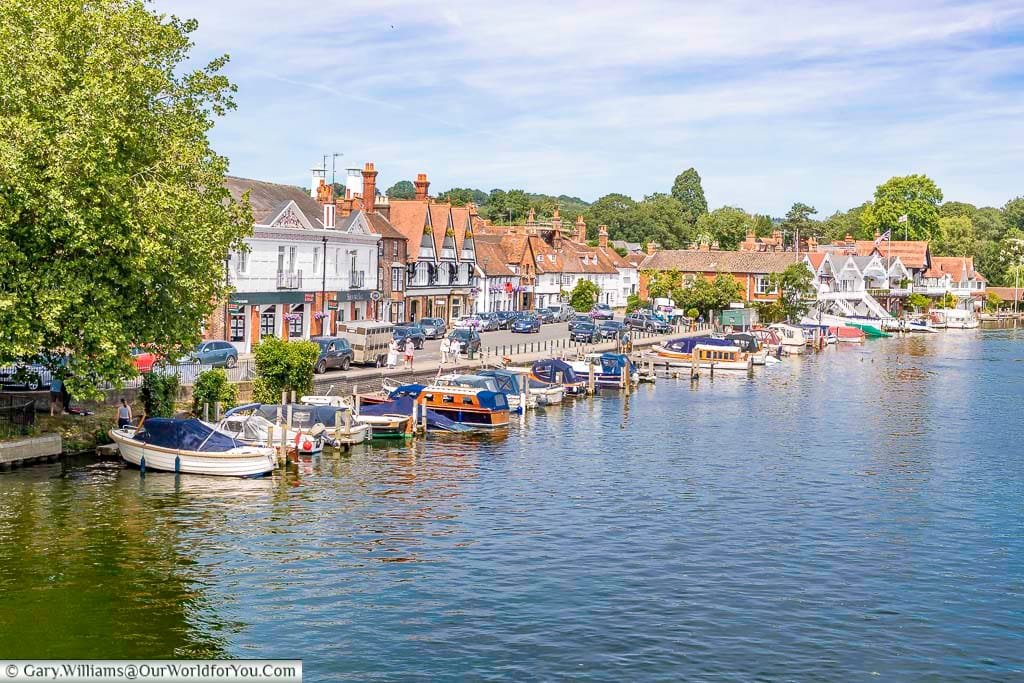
[{"x1": 110, "y1": 429, "x2": 276, "y2": 477}]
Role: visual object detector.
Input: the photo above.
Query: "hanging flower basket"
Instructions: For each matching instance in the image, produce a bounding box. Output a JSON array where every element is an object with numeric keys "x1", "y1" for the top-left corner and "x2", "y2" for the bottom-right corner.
[
  {"x1": 470, "y1": 287, "x2": 481, "y2": 294},
  {"x1": 284, "y1": 313, "x2": 302, "y2": 321},
  {"x1": 313, "y1": 312, "x2": 329, "y2": 320}
]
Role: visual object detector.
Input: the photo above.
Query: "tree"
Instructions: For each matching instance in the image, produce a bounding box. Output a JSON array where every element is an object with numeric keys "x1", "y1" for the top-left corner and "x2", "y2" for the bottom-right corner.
[
  {"x1": 859, "y1": 174, "x2": 943, "y2": 241},
  {"x1": 643, "y1": 270, "x2": 682, "y2": 301},
  {"x1": 768, "y1": 264, "x2": 815, "y2": 322},
  {"x1": 822, "y1": 202, "x2": 872, "y2": 242},
  {"x1": 985, "y1": 291, "x2": 1003, "y2": 312},
  {"x1": 386, "y1": 180, "x2": 416, "y2": 199},
  {"x1": 633, "y1": 194, "x2": 689, "y2": 248},
  {"x1": 939, "y1": 201, "x2": 977, "y2": 219},
  {"x1": 482, "y1": 188, "x2": 531, "y2": 224},
  {"x1": 673, "y1": 274, "x2": 743, "y2": 318},
  {"x1": 751, "y1": 214, "x2": 775, "y2": 238},
  {"x1": 586, "y1": 193, "x2": 639, "y2": 242},
  {"x1": 906, "y1": 293, "x2": 931, "y2": 311},
  {"x1": 972, "y1": 207, "x2": 1007, "y2": 242},
  {"x1": 933, "y1": 216, "x2": 976, "y2": 256},
  {"x1": 781, "y1": 202, "x2": 819, "y2": 246},
  {"x1": 1004, "y1": 197, "x2": 1024, "y2": 231},
  {"x1": 568, "y1": 279, "x2": 601, "y2": 312},
  {"x1": 140, "y1": 372, "x2": 180, "y2": 418},
  {"x1": 0, "y1": 0, "x2": 251, "y2": 396},
  {"x1": 251, "y1": 338, "x2": 320, "y2": 403},
  {"x1": 625, "y1": 294, "x2": 649, "y2": 314},
  {"x1": 438, "y1": 187, "x2": 487, "y2": 206},
  {"x1": 192, "y1": 368, "x2": 237, "y2": 415},
  {"x1": 695, "y1": 207, "x2": 751, "y2": 250},
  {"x1": 670, "y1": 168, "x2": 708, "y2": 228},
  {"x1": 936, "y1": 293, "x2": 958, "y2": 309}
]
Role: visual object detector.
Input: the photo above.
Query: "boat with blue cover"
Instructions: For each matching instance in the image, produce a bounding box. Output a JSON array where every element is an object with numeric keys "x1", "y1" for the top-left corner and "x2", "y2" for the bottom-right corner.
[
  {"x1": 651, "y1": 336, "x2": 735, "y2": 364},
  {"x1": 215, "y1": 403, "x2": 370, "y2": 451},
  {"x1": 530, "y1": 359, "x2": 588, "y2": 395},
  {"x1": 358, "y1": 384, "x2": 475, "y2": 433},
  {"x1": 566, "y1": 353, "x2": 638, "y2": 388},
  {"x1": 476, "y1": 369, "x2": 539, "y2": 410},
  {"x1": 109, "y1": 418, "x2": 276, "y2": 477},
  {"x1": 417, "y1": 380, "x2": 511, "y2": 428}
]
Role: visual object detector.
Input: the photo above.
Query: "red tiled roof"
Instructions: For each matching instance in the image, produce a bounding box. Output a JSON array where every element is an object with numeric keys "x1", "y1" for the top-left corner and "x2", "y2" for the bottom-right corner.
[
  {"x1": 387, "y1": 199, "x2": 432, "y2": 252},
  {"x1": 639, "y1": 250, "x2": 799, "y2": 274},
  {"x1": 855, "y1": 240, "x2": 929, "y2": 269},
  {"x1": 473, "y1": 239, "x2": 516, "y2": 276},
  {"x1": 924, "y1": 256, "x2": 976, "y2": 280},
  {"x1": 364, "y1": 212, "x2": 406, "y2": 240},
  {"x1": 451, "y1": 206, "x2": 471, "y2": 253},
  {"x1": 805, "y1": 252, "x2": 826, "y2": 270},
  {"x1": 429, "y1": 204, "x2": 451, "y2": 256},
  {"x1": 987, "y1": 287, "x2": 1023, "y2": 302}
]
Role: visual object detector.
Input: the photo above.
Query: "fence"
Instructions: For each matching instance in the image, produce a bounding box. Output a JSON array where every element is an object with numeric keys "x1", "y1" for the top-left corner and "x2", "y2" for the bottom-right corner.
[
  {"x1": 119, "y1": 359, "x2": 259, "y2": 389},
  {"x1": 0, "y1": 397, "x2": 36, "y2": 438}
]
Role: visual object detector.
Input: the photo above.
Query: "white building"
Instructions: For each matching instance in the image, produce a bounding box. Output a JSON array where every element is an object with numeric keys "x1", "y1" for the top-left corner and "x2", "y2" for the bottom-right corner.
[{"x1": 209, "y1": 176, "x2": 380, "y2": 353}]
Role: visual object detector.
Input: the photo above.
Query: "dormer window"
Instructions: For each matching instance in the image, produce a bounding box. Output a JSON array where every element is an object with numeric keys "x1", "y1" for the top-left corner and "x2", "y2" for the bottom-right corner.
[{"x1": 547, "y1": 254, "x2": 555, "y2": 263}]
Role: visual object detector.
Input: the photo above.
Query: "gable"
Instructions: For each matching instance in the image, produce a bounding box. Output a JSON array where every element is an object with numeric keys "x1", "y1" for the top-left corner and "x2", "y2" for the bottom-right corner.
[
  {"x1": 268, "y1": 201, "x2": 313, "y2": 230},
  {"x1": 344, "y1": 212, "x2": 371, "y2": 235}
]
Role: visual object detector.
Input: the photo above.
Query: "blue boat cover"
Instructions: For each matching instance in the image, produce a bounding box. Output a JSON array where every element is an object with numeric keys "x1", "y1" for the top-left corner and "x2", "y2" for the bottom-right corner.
[
  {"x1": 477, "y1": 370, "x2": 524, "y2": 395},
  {"x1": 598, "y1": 353, "x2": 634, "y2": 374},
  {"x1": 661, "y1": 337, "x2": 734, "y2": 354},
  {"x1": 359, "y1": 396, "x2": 473, "y2": 432},
  {"x1": 388, "y1": 384, "x2": 425, "y2": 399},
  {"x1": 531, "y1": 359, "x2": 582, "y2": 384},
  {"x1": 133, "y1": 418, "x2": 241, "y2": 452}
]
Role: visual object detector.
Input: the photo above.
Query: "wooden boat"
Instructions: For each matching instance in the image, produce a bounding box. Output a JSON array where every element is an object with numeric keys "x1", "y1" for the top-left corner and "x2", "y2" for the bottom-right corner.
[
  {"x1": 651, "y1": 336, "x2": 736, "y2": 364},
  {"x1": 693, "y1": 343, "x2": 752, "y2": 371},
  {"x1": 724, "y1": 333, "x2": 770, "y2": 365},
  {"x1": 417, "y1": 383, "x2": 511, "y2": 428},
  {"x1": 109, "y1": 418, "x2": 276, "y2": 477},
  {"x1": 767, "y1": 324, "x2": 809, "y2": 354},
  {"x1": 434, "y1": 373, "x2": 530, "y2": 413},
  {"x1": 831, "y1": 326, "x2": 866, "y2": 344},
  {"x1": 357, "y1": 383, "x2": 473, "y2": 433}
]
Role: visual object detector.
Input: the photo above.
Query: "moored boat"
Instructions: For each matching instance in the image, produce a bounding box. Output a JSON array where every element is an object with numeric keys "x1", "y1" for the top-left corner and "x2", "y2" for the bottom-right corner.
[
  {"x1": 417, "y1": 382, "x2": 511, "y2": 427},
  {"x1": 693, "y1": 343, "x2": 753, "y2": 371},
  {"x1": 651, "y1": 336, "x2": 736, "y2": 365},
  {"x1": 831, "y1": 326, "x2": 866, "y2": 344},
  {"x1": 109, "y1": 418, "x2": 276, "y2": 477},
  {"x1": 768, "y1": 324, "x2": 809, "y2": 354},
  {"x1": 530, "y1": 358, "x2": 588, "y2": 395},
  {"x1": 562, "y1": 353, "x2": 637, "y2": 389},
  {"x1": 725, "y1": 332, "x2": 770, "y2": 365},
  {"x1": 217, "y1": 403, "x2": 370, "y2": 450},
  {"x1": 502, "y1": 367, "x2": 565, "y2": 405}
]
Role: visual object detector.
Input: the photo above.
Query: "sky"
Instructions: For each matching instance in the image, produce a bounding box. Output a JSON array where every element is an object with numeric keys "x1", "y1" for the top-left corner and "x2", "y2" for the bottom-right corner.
[{"x1": 161, "y1": 0, "x2": 1024, "y2": 216}]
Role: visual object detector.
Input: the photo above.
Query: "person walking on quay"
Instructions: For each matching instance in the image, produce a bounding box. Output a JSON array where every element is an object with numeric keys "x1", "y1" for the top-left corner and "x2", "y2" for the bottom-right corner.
[
  {"x1": 439, "y1": 336, "x2": 451, "y2": 364},
  {"x1": 117, "y1": 399, "x2": 133, "y2": 428},
  {"x1": 404, "y1": 338, "x2": 415, "y2": 370},
  {"x1": 49, "y1": 375, "x2": 63, "y2": 416},
  {"x1": 386, "y1": 339, "x2": 399, "y2": 370}
]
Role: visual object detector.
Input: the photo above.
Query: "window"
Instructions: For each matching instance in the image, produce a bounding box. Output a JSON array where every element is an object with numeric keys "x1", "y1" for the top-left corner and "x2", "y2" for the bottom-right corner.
[
  {"x1": 230, "y1": 314, "x2": 245, "y2": 342},
  {"x1": 235, "y1": 250, "x2": 248, "y2": 275},
  {"x1": 393, "y1": 241, "x2": 399, "y2": 258},
  {"x1": 335, "y1": 248, "x2": 341, "y2": 275},
  {"x1": 451, "y1": 299, "x2": 461, "y2": 319},
  {"x1": 288, "y1": 246, "x2": 297, "y2": 273},
  {"x1": 289, "y1": 304, "x2": 304, "y2": 337},
  {"x1": 260, "y1": 306, "x2": 276, "y2": 337},
  {"x1": 277, "y1": 246, "x2": 285, "y2": 273},
  {"x1": 754, "y1": 275, "x2": 775, "y2": 295},
  {"x1": 313, "y1": 248, "x2": 320, "y2": 276},
  {"x1": 391, "y1": 266, "x2": 404, "y2": 292}
]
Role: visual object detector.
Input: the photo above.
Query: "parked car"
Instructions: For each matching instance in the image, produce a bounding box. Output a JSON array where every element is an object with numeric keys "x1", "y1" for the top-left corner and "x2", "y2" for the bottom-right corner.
[
  {"x1": 535, "y1": 308, "x2": 557, "y2": 324},
  {"x1": 455, "y1": 315, "x2": 485, "y2": 330},
  {"x1": 0, "y1": 361, "x2": 53, "y2": 391},
  {"x1": 568, "y1": 314, "x2": 593, "y2": 333},
  {"x1": 310, "y1": 336, "x2": 354, "y2": 373},
  {"x1": 448, "y1": 328, "x2": 482, "y2": 358},
  {"x1": 590, "y1": 303, "x2": 615, "y2": 320},
  {"x1": 511, "y1": 315, "x2": 542, "y2": 334},
  {"x1": 570, "y1": 320, "x2": 601, "y2": 343},
  {"x1": 417, "y1": 318, "x2": 447, "y2": 339},
  {"x1": 625, "y1": 311, "x2": 672, "y2": 333},
  {"x1": 131, "y1": 347, "x2": 159, "y2": 373},
  {"x1": 494, "y1": 310, "x2": 516, "y2": 329},
  {"x1": 547, "y1": 305, "x2": 573, "y2": 322},
  {"x1": 393, "y1": 324, "x2": 427, "y2": 349},
  {"x1": 183, "y1": 341, "x2": 238, "y2": 368},
  {"x1": 599, "y1": 320, "x2": 626, "y2": 339},
  {"x1": 476, "y1": 312, "x2": 501, "y2": 332}
]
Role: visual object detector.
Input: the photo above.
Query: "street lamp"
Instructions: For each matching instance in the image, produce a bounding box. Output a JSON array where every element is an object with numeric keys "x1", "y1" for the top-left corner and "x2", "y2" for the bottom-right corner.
[
  {"x1": 223, "y1": 253, "x2": 231, "y2": 341},
  {"x1": 321, "y1": 235, "x2": 328, "y2": 334}
]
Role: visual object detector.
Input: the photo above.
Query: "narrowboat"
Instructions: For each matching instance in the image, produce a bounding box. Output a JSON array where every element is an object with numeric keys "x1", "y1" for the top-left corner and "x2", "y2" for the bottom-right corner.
[
  {"x1": 530, "y1": 358, "x2": 588, "y2": 395},
  {"x1": 693, "y1": 343, "x2": 753, "y2": 371},
  {"x1": 724, "y1": 333, "x2": 770, "y2": 365},
  {"x1": 417, "y1": 383, "x2": 511, "y2": 428},
  {"x1": 109, "y1": 418, "x2": 276, "y2": 477}
]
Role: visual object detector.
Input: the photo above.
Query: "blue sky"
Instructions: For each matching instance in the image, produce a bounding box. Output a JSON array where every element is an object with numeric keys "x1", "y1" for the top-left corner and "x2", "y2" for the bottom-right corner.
[{"x1": 163, "y1": 0, "x2": 1024, "y2": 216}]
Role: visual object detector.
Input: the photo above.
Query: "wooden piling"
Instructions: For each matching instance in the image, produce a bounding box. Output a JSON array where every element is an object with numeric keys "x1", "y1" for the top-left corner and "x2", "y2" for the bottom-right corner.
[
  {"x1": 334, "y1": 411, "x2": 342, "y2": 445},
  {"x1": 203, "y1": 402, "x2": 209, "y2": 422},
  {"x1": 214, "y1": 401, "x2": 222, "y2": 421}
]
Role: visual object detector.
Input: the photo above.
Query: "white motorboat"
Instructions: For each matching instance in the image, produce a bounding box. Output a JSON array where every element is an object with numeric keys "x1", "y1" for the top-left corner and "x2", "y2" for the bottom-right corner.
[
  {"x1": 218, "y1": 403, "x2": 370, "y2": 450},
  {"x1": 502, "y1": 367, "x2": 565, "y2": 405},
  {"x1": 110, "y1": 418, "x2": 276, "y2": 477},
  {"x1": 938, "y1": 309, "x2": 980, "y2": 329},
  {"x1": 692, "y1": 343, "x2": 753, "y2": 371},
  {"x1": 768, "y1": 323, "x2": 809, "y2": 354}
]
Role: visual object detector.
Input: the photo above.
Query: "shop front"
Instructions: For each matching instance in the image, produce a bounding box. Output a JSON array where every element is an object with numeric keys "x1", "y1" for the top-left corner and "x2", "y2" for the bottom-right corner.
[{"x1": 227, "y1": 291, "x2": 313, "y2": 353}]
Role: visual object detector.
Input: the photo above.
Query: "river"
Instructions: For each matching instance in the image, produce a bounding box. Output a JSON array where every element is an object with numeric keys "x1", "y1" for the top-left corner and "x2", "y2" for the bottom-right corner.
[{"x1": 1, "y1": 328, "x2": 1022, "y2": 680}]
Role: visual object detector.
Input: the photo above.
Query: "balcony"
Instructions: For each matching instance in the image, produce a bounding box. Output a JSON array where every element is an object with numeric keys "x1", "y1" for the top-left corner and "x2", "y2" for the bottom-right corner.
[
  {"x1": 277, "y1": 270, "x2": 302, "y2": 290},
  {"x1": 350, "y1": 271, "x2": 366, "y2": 289}
]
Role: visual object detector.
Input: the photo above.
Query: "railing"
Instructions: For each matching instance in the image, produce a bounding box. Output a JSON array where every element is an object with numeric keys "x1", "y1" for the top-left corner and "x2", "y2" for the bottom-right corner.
[
  {"x1": 0, "y1": 397, "x2": 35, "y2": 438},
  {"x1": 115, "y1": 359, "x2": 259, "y2": 389},
  {"x1": 350, "y1": 271, "x2": 365, "y2": 289},
  {"x1": 277, "y1": 270, "x2": 303, "y2": 290}
]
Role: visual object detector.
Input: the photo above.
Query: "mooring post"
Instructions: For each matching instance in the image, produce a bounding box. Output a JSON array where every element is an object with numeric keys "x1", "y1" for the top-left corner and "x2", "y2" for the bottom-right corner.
[
  {"x1": 203, "y1": 402, "x2": 209, "y2": 422},
  {"x1": 281, "y1": 390, "x2": 287, "y2": 405},
  {"x1": 588, "y1": 363, "x2": 595, "y2": 394},
  {"x1": 214, "y1": 401, "x2": 222, "y2": 421},
  {"x1": 335, "y1": 411, "x2": 342, "y2": 445},
  {"x1": 622, "y1": 364, "x2": 630, "y2": 394},
  {"x1": 286, "y1": 403, "x2": 293, "y2": 430}
]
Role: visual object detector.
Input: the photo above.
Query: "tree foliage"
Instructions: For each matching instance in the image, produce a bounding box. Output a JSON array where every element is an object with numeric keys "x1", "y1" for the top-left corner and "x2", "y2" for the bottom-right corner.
[
  {"x1": 673, "y1": 274, "x2": 744, "y2": 317},
  {"x1": 643, "y1": 270, "x2": 682, "y2": 301},
  {"x1": 933, "y1": 216, "x2": 976, "y2": 257},
  {"x1": 437, "y1": 187, "x2": 487, "y2": 206},
  {"x1": 781, "y1": 202, "x2": 819, "y2": 244},
  {"x1": 191, "y1": 368, "x2": 237, "y2": 415},
  {"x1": 251, "y1": 338, "x2": 320, "y2": 404},
  {"x1": 140, "y1": 372, "x2": 179, "y2": 418},
  {"x1": 568, "y1": 279, "x2": 601, "y2": 312},
  {"x1": 1004, "y1": 197, "x2": 1024, "y2": 231},
  {"x1": 906, "y1": 293, "x2": 931, "y2": 311},
  {"x1": 0, "y1": 0, "x2": 251, "y2": 397},
  {"x1": 860, "y1": 174, "x2": 943, "y2": 241},
  {"x1": 670, "y1": 168, "x2": 708, "y2": 228},
  {"x1": 695, "y1": 207, "x2": 751, "y2": 250},
  {"x1": 386, "y1": 180, "x2": 416, "y2": 199},
  {"x1": 768, "y1": 264, "x2": 815, "y2": 322}
]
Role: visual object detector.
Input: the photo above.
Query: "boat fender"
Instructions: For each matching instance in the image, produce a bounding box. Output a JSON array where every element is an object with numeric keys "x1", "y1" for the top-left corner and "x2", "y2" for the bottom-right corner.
[
  {"x1": 302, "y1": 440, "x2": 313, "y2": 452},
  {"x1": 174, "y1": 455, "x2": 181, "y2": 474},
  {"x1": 139, "y1": 455, "x2": 146, "y2": 476}
]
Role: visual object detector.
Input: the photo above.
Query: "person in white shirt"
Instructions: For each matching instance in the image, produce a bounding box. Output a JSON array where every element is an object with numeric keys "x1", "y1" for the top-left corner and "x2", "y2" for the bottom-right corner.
[{"x1": 439, "y1": 336, "x2": 451, "y2": 364}]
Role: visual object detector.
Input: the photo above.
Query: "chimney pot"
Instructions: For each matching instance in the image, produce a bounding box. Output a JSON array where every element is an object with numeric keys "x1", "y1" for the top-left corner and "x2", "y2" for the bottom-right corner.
[
  {"x1": 598, "y1": 225, "x2": 609, "y2": 248},
  {"x1": 361, "y1": 162, "x2": 378, "y2": 214},
  {"x1": 414, "y1": 173, "x2": 430, "y2": 201}
]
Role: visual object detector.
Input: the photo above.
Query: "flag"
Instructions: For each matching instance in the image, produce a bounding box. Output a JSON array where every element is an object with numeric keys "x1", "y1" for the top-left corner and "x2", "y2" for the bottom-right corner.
[
  {"x1": 874, "y1": 229, "x2": 891, "y2": 246},
  {"x1": 897, "y1": 214, "x2": 908, "y2": 223}
]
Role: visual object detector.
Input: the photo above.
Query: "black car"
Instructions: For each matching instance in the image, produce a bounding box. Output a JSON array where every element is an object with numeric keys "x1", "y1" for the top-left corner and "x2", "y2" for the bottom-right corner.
[
  {"x1": 570, "y1": 320, "x2": 601, "y2": 343},
  {"x1": 417, "y1": 318, "x2": 447, "y2": 339},
  {"x1": 448, "y1": 328, "x2": 482, "y2": 358},
  {"x1": 599, "y1": 320, "x2": 626, "y2": 339},
  {"x1": 625, "y1": 311, "x2": 672, "y2": 333},
  {"x1": 394, "y1": 325, "x2": 427, "y2": 349},
  {"x1": 494, "y1": 311, "x2": 516, "y2": 329},
  {"x1": 311, "y1": 336, "x2": 354, "y2": 373},
  {"x1": 535, "y1": 308, "x2": 557, "y2": 324},
  {"x1": 568, "y1": 314, "x2": 593, "y2": 333}
]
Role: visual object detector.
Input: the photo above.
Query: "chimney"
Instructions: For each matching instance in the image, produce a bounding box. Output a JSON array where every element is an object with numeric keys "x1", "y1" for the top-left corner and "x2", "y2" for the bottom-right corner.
[
  {"x1": 845, "y1": 232, "x2": 855, "y2": 246},
  {"x1": 361, "y1": 162, "x2": 377, "y2": 214},
  {"x1": 526, "y1": 207, "x2": 536, "y2": 226},
  {"x1": 575, "y1": 215, "x2": 587, "y2": 243},
  {"x1": 345, "y1": 168, "x2": 362, "y2": 199},
  {"x1": 336, "y1": 197, "x2": 352, "y2": 219},
  {"x1": 310, "y1": 165, "x2": 326, "y2": 199},
  {"x1": 598, "y1": 225, "x2": 609, "y2": 248},
  {"x1": 315, "y1": 178, "x2": 333, "y2": 205},
  {"x1": 551, "y1": 206, "x2": 561, "y2": 233},
  {"x1": 552, "y1": 228, "x2": 562, "y2": 250},
  {"x1": 414, "y1": 173, "x2": 430, "y2": 201},
  {"x1": 807, "y1": 236, "x2": 818, "y2": 252},
  {"x1": 646, "y1": 241, "x2": 658, "y2": 255}
]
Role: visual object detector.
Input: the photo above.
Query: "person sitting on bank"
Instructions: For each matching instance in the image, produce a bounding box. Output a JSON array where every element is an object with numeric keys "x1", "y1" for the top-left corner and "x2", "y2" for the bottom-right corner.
[{"x1": 117, "y1": 399, "x2": 133, "y2": 428}]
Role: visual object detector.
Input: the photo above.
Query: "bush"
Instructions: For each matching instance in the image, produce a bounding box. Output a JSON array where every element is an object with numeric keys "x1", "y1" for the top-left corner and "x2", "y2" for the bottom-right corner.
[
  {"x1": 252, "y1": 337, "x2": 320, "y2": 403},
  {"x1": 192, "y1": 368, "x2": 237, "y2": 415},
  {"x1": 755, "y1": 301, "x2": 786, "y2": 324},
  {"x1": 686, "y1": 308, "x2": 699, "y2": 320},
  {"x1": 140, "y1": 372, "x2": 179, "y2": 417},
  {"x1": 625, "y1": 294, "x2": 649, "y2": 314}
]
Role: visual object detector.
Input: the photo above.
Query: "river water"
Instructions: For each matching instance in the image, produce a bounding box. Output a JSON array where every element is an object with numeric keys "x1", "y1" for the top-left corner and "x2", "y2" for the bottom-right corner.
[{"x1": 1, "y1": 329, "x2": 1022, "y2": 680}]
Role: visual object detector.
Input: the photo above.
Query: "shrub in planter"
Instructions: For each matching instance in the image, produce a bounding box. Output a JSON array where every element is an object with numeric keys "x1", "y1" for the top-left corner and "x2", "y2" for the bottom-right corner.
[
  {"x1": 252, "y1": 337, "x2": 320, "y2": 403},
  {"x1": 192, "y1": 368, "x2": 237, "y2": 415}
]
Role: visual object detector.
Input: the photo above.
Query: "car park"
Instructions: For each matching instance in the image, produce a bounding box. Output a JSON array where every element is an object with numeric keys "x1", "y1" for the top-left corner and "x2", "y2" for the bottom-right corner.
[
  {"x1": 311, "y1": 336, "x2": 354, "y2": 373},
  {"x1": 625, "y1": 311, "x2": 672, "y2": 333},
  {"x1": 568, "y1": 314, "x2": 593, "y2": 333},
  {"x1": 476, "y1": 312, "x2": 501, "y2": 332},
  {"x1": 570, "y1": 320, "x2": 602, "y2": 343},
  {"x1": 535, "y1": 309, "x2": 557, "y2": 324},
  {"x1": 448, "y1": 328, "x2": 482, "y2": 357},
  {"x1": 599, "y1": 320, "x2": 626, "y2": 339},
  {"x1": 131, "y1": 347, "x2": 159, "y2": 373},
  {"x1": 493, "y1": 311, "x2": 516, "y2": 329},
  {"x1": 589, "y1": 303, "x2": 614, "y2": 320},
  {"x1": 547, "y1": 305, "x2": 573, "y2": 322}
]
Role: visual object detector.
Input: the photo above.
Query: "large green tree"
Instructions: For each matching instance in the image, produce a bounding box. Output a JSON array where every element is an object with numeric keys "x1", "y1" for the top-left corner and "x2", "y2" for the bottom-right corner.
[
  {"x1": 822, "y1": 202, "x2": 872, "y2": 242},
  {"x1": 1004, "y1": 197, "x2": 1024, "y2": 231},
  {"x1": 437, "y1": 187, "x2": 487, "y2": 206},
  {"x1": 972, "y1": 207, "x2": 1007, "y2": 242},
  {"x1": 781, "y1": 202, "x2": 819, "y2": 246},
  {"x1": 768, "y1": 263, "x2": 815, "y2": 322},
  {"x1": 386, "y1": 180, "x2": 416, "y2": 199},
  {"x1": 933, "y1": 216, "x2": 976, "y2": 257},
  {"x1": 633, "y1": 193, "x2": 689, "y2": 248},
  {"x1": 670, "y1": 168, "x2": 708, "y2": 228},
  {"x1": 586, "y1": 193, "x2": 639, "y2": 243},
  {"x1": 568, "y1": 279, "x2": 601, "y2": 312},
  {"x1": 0, "y1": 0, "x2": 251, "y2": 394},
  {"x1": 695, "y1": 207, "x2": 751, "y2": 250},
  {"x1": 859, "y1": 174, "x2": 943, "y2": 241}
]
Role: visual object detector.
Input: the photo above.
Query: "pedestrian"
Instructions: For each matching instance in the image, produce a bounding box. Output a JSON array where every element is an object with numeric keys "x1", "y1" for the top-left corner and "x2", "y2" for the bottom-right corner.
[
  {"x1": 404, "y1": 338, "x2": 415, "y2": 370},
  {"x1": 117, "y1": 399, "x2": 133, "y2": 429},
  {"x1": 386, "y1": 339, "x2": 399, "y2": 370},
  {"x1": 61, "y1": 380, "x2": 71, "y2": 413},
  {"x1": 439, "y1": 336, "x2": 451, "y2": 364},
  {"x1": 49, "y1": 375, "x2": 63, "y2": 416}
]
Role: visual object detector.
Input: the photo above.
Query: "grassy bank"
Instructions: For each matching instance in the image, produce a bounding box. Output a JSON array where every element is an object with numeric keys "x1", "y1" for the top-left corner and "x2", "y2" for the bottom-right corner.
[{"x1": 32, "y1": 407, "x2": 117, "y2": 453}]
